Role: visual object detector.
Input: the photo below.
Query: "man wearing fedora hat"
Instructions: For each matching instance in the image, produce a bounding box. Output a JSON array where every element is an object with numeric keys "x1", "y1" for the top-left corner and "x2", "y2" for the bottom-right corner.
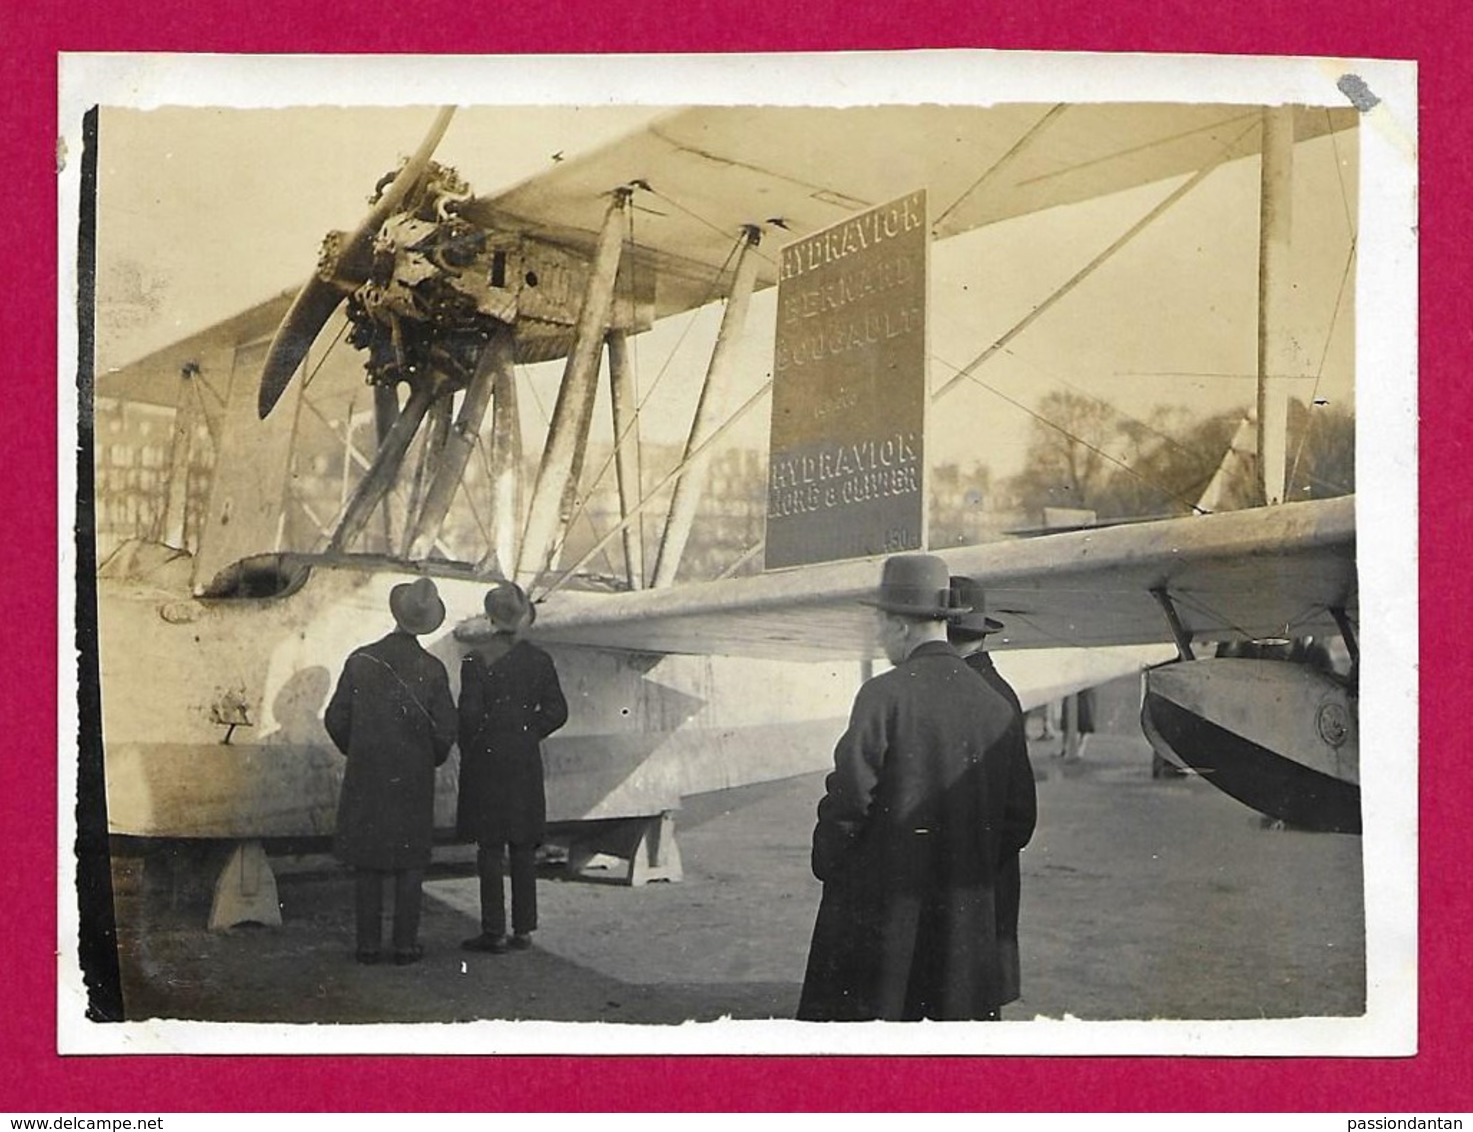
[
  {"x1": 797, "y1": 554, "x2": 1033, "y2": 1021},
  {"x1": 455, "y1": 582, "x2": 568, "y2": 955},
  {"x1": 948, "y1": 575, "x2": 1037, "y2": 1013},
  {"x1": 325, "y1": 576, "x2": 457, "y2": 966}
]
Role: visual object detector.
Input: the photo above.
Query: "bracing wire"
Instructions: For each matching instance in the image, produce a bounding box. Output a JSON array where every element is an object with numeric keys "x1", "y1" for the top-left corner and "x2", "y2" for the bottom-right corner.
[
  {"x1": 716, "y1": 539, "x2": 766, "y2": 580},
  {"x1": 932, "y1": 118, "x2": 1259, "y2": 406},
  {"x1": 558, "y1": 224, "x2": 749, "y2": 543},
  {"x1": 926, "y1": 114, "x2": 1360, "y2": 514},
  {"x1": 300, "y1": 317, "x2": 351, "y2": 392},
  {"x1": 1287, "y1": 239, "x2": 1357, "y2": 496},
  {"x1": 1325, "y1": 106, "x2": 1358, "y2": 239},
  {"x1": 458, "y1": 434, "x2": 494, "y2": 551},
  {"x1": 643, "y1": 183, "x2": 782, "y2": 276},
  {"x1": 534, "y1": 379, "x2": 773, "y2": 601},
  {"x1": 931, "y1": 349, "x2": 1210, "y2": 516},
  {"x1": 1288, "y1": 111, "x2": 1360, "y2": 497},
  {"x1": 929, "y1": 301, "x2": 1233, "y2": 482},
  {"x1": 934, "y1": 104, "x2": 1067, "y2": 232}
]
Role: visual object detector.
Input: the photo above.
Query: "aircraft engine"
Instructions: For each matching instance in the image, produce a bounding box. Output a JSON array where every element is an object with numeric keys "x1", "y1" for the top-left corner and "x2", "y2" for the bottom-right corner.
[{"x1": 329, "y1": 159, "x2": 657, "y2": 390}]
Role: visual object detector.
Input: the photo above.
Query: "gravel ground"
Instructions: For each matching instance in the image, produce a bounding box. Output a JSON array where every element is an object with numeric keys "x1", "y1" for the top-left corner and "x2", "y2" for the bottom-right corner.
[{"x1": 107, "y1": 731, "x2": 1366, "y2": 1030}]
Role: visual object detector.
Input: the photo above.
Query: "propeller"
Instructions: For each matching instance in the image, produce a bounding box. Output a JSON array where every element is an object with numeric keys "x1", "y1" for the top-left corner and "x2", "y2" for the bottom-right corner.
[{"x1": 257, "y1": 106, "x2": 457, "y2": 419}]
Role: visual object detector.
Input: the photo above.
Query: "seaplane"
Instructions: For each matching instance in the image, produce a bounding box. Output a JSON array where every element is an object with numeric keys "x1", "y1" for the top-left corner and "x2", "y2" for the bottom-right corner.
[{"x1": 88, "y1": 100, "x2": 1361, "y2": 930}]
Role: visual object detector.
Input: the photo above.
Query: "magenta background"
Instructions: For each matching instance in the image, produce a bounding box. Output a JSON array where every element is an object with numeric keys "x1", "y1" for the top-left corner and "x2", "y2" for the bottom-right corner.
[{"x1": 5, "y1": 2, "x2": 1462, "y2": 1112}]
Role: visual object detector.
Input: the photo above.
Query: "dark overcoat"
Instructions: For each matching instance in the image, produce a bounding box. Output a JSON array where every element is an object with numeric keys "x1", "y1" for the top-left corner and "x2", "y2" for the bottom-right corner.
[
  {"x1": 963, "y1": 650, "x2": 1037, "y2": 1006},
  {"x1": 324, "y1": 629, "x2": 457, "y2": 870},
  {"x1": 798, "y1": 640, "x2": 1033, "y2": 1021},
  {"x1": 456, "y1": 638, "x2": 569, "y2": 846}
]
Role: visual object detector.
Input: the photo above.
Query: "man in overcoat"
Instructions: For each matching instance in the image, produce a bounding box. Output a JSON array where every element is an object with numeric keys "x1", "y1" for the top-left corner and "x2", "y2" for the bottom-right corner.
[
  {"x1": 949, "y1": 574, "x2": 1038, "y2": 1012},
  {"x1": 456, "y1": 582, "x2": 568, "y2": 954},
  {"x1": 797, "y1": 554, "x2": 1033, "y2": 1021},
  {"x1": 325, "y1": 576, "x2": 457, "y2": 966}
]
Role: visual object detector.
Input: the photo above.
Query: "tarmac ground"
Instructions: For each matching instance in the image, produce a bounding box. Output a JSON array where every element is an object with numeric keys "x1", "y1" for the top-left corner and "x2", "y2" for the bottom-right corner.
[{"x1": 103, "y1": 725, "x2": 1367, "y2": 1030}]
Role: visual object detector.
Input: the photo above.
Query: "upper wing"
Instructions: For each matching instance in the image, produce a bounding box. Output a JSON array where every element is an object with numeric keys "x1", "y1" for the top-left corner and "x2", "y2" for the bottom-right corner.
[
  {"x1": 462, "y1": 103, "x2": 1356, "y2": 321},
  {"x1": 531, "y1": 495, "x2": 1356, "y2": 661},
  {"x1": 99, "y1": 102, "x2": 1354, "y2": 405},
  {"x1": 95, "y1": 291, "x2": 296, "y2": 409}
]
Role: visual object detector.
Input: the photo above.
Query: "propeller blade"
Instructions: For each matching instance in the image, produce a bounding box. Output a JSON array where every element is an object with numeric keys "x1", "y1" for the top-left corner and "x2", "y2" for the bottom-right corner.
[
  {"x1": 256, "y1": 276, "x2": 350, "y2": 418},
  {"x1": 257, "y1": 106, "x2": 457, "y2": 419}
]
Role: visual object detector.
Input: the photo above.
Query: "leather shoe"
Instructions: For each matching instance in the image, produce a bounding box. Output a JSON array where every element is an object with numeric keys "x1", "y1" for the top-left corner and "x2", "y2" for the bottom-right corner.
[
  {"x1": 508, "y1": 933, "x2": 533, "y2": 951},
  {"x1": 460, "y1": 933, "x2": 508, "y2": 954},
  {"x1": 392, "y1": 945, "x2": 424, "y2": 966}
]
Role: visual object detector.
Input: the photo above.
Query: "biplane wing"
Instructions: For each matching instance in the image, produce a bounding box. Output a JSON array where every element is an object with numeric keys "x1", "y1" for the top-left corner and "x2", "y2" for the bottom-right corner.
[
  {"x1": 530, "y1": 493, "x2": 1356, "y2": 661},
  {"x1": 526, "y1": 491, "x2": 1360, "y2": 832},
  {"x1": 101, "y1": 102, "x2": 1355, "y2": 402},
  {"x1": 101, "y1": 100, "x2": 1356, "y2": 416},
  {"x1": 97, "y1": 290, "x2": 295, "y2": 409},
  {"x1": 461, "y1": 103, "x2": 1356, "y2": 320}
]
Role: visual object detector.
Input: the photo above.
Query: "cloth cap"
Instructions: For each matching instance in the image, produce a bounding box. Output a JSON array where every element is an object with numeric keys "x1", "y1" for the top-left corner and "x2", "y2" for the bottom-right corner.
[
  {"x1": 861, "y1": 554, "x2": 969, "y2": 620},
  {"x1": 389, "y1": 577, "x2": 445, "y2": 636},
  {"x1": 948, "y1": 575, "x2": 1005, "y2": 640}
]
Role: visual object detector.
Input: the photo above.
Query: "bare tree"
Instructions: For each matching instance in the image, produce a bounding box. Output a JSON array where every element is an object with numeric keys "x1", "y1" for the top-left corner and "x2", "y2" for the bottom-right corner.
[
  {"x1": 1101, "y1": 410, "x2": 1244, "y2": 518},
  {"x1": 1004, "y1": 390, "x2": 1121, "y2": 518},
  {"x1": 1286, "y1": 400, "x2": 1355, "y2": 501},
  {"x1": 1004, "y1": 395, "x2": 1354, "y2": 526}
]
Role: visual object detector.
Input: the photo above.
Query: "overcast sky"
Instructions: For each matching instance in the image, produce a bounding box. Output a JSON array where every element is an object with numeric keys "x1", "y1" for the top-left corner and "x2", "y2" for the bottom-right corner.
[{"x1": 88, "y1": 94, "x2": 1359, "y2": 483}]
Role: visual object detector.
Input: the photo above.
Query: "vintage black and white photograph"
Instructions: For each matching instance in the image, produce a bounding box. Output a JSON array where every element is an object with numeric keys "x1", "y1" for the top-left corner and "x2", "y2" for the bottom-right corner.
[{"x1": 59, "y1": 51, "x2": 1417, "y2": 1055}]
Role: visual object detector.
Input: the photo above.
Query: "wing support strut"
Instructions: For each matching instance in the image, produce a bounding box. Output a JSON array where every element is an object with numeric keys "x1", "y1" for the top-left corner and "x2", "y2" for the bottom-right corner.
[
  {"x1": 475, "y1": 330, "x2": 523, "y2": 576},
  {"x1": 157, "y1": 361, "x2": 203, "y2": 551},
  {"x1": 402, "y1": 396, "x2": 453, "y2": 554},
  {"x1": 517, "y1": 187, "x2": 633, "y2": 584},
  {"x1": 606, "y1": 329, "x2": 646, "y2": 588},
  {"x1": 372, "y1": 382, "x2": 401, "y2": 548},
  {"x1": 408, "y1": 324, "x2": 511, "y2": 560},
  {"x1": 1329, "y1": 605, "x2": 1359, "y2": 670},
  {"x1": 1257, "y1": 106, "x2": 1295, "y2": 506},
  {"x1": 652, "y1": 225, "x2": 763, "y2": 588},
  {"x1": 329, "y1": 380, "x2": 439, "y2": 552},
  {"x1": 1151, "y1": 586, "x2": 1196, "y2": 662},
  {"x1": 537, "y1": 380, "x2": 773, "y2": 599}
]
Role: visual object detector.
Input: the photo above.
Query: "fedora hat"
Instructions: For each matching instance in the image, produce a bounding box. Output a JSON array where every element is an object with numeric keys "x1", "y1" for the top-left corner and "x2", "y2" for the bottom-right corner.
[
  {"x1": 389, "y1": 577, "x2": 445, "y2": 636},
  {"x1": 862, "y1": 554, "x2": 969, "y2": 620},
  {"x1": 484, "y1": 582, "x2": 536, "y2": 633},
  {"x1": 948, "y1": 575, "x2": 1004, "y2": 640}
]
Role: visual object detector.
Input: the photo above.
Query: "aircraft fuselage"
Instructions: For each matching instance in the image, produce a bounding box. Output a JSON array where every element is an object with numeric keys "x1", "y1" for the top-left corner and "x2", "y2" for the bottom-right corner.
[{"x1": 97, "y1": 554, "x2": 859, "y2": 841}]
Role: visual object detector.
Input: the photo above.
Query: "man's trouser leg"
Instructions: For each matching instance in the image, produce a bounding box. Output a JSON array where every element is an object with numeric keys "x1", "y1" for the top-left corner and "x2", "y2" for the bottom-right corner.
[
  {"x1": 508, "y1": 841, "x2": 538, "y2": 936},
  {"x1": 391, "y1": 867, "x2": 423, "y2": 953},
  {"x1": 354, "y1": 869, "x2": 384, "y2": 954},
  {"x1": 478, "y1": 843, "x2": 507, "y2": 937}
]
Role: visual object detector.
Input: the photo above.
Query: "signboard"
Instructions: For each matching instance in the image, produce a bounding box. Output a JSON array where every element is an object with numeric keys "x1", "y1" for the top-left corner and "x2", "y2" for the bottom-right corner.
[{"x1": 765, "y1": 190, "x2": 929, "y2": 569}]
